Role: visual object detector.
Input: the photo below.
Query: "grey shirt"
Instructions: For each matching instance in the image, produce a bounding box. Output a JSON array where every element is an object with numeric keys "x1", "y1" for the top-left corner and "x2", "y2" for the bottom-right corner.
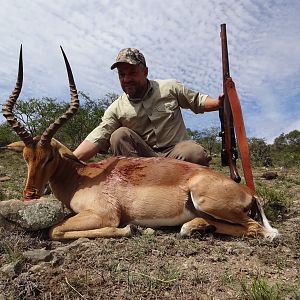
[{"x1": 86, "y1": 79, "x2": 208, "y2": 152}]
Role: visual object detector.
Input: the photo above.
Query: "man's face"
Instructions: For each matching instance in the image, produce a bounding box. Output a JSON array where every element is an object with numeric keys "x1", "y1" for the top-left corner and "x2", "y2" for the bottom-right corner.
[{"x1": 117, "y1": 63, "x2": 148, "y2": 99}]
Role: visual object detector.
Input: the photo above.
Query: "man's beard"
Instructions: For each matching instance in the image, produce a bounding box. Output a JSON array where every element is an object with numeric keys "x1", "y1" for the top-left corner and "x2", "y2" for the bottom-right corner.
[{"x1": 122, "y1": 83, "x2": 142, "y2": 98}]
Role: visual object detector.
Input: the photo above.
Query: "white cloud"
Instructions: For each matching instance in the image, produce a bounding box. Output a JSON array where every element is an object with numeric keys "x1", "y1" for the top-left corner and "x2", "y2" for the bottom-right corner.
[{"x1": 0, "y1": 0, "x2": 299, "y2": 143}]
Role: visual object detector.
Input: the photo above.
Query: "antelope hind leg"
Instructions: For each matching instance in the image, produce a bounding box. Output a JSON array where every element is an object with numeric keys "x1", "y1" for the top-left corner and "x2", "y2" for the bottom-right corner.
[{"x1": 49, "y1": 210, "x2": 137, "y2": 241}]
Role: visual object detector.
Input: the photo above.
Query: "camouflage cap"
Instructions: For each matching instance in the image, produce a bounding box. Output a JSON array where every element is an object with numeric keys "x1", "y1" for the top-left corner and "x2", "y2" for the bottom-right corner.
[{"x1": 110, "y1": 48, "x2": 147, "y2": 70}]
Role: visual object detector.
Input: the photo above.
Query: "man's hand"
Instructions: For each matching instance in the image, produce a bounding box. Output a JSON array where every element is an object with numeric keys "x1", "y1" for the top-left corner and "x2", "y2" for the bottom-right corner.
[
  {"x1": 203, "y1": 94, "x2": 224, "y2": 112},
  {"x1": 218, "y1": 93, "x2": 225, "y2": 107}
]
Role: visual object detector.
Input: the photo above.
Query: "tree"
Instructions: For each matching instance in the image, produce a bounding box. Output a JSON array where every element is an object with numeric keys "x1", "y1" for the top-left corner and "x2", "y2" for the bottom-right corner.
[
  {"x1": 0, "y1": 122, "x2": 18, "y2": 146},
  {"x1": 13, "y1": 97, "x2": 67, "y2": 136},
  {"x1": 273, "y1": 130, "x2": 300, "y2": 151},
  {"x1": 0, "y1": 92, "x2": 118, "y2": 149},
  {"x1": 61, "y1": 92, "x2": 118, "y2": 148},
  {"x1": 248, "y1": 137, "x2": 273, "y2": 167},
  {"x1": 187, "y1": 127, "x2": 221, "y2": 156},
  {"x1": 272, "y1": 130, "x2": 300, "y2": 167}
]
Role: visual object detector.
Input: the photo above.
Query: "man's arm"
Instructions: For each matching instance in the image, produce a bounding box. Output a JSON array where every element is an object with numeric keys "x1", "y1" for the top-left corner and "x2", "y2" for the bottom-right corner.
[
  {"x1": 203, "y1": 94, "x2": 224, "y2": 112},
  {"x1": 73, "y1": 140, "x2": 103, "y2": 162}
]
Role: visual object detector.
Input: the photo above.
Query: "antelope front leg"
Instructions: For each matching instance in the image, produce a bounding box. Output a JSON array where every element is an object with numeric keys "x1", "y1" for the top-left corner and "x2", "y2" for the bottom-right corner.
[
  {"x1": 180, "y1": 217, "x2": 266, "y2": 238},
  {"x1": 180, "y1": 218, "x2": 217, "y2": 237},
  {"x1": 49, "y1": 210, "x2": 137, "y2": 241}
]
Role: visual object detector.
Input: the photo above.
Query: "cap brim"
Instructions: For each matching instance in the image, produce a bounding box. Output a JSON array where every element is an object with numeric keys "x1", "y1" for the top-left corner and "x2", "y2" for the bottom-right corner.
[
  {"x1": 110, "y1": 60, "x2": 141, "y2": 70},
  {"x1": 110, "y1": 62, "x2": 119, "y2": 70}
]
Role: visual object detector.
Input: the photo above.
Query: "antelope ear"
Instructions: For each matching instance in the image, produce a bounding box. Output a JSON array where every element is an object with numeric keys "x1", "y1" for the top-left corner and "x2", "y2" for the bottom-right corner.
[
  {"x1": 52, "y1": 138, "x2": 85, "y2": 165},
  {"x1": 2, "y1": 141, "x2": 25, "y2": 153}
]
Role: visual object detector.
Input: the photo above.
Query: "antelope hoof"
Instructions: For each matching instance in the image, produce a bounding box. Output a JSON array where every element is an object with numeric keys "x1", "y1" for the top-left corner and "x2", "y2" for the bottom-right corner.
[
  {"x1": 180, "y1": 224, "x2": 216, "y2": 238},
  {"x1": 264, "y1": 228, "x2": 280, "y2": 242},
  {"x1": 129, "y1": 224, "x2": 140, "y2": 236},
  {"x1": 123, "y1": 224, "x2": 140, "y2": 237}
]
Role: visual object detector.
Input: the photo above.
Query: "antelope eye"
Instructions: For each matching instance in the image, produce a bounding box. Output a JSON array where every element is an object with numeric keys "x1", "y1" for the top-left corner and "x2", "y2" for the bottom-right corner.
[{"x1": 46, "y1": 154, "x2": 54, "y2": 164}]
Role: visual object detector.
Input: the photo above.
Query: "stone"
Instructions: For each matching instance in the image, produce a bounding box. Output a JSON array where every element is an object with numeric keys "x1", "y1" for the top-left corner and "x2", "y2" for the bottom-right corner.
[
  {"x1": 0, "y1": 196, "x2": 64, "y2": 231},
  {"x1": 142, "y1": 228, "x2": 156, "y2": 235},
  {"x1": 0, "y1": 260, "x2": 22, "y2": 278},
  {"x1": 23, "y1": 249, "x2": 53, "y2": 263},
  {"x1": 0, "y1": 214, "x2": 18, "y2": 230},
  {"x1": 0, "y1": 176, "x2": 10, "y2": 182},
  {"x1": 261, "y1": 171, "x2": 278, "y2": 180}
]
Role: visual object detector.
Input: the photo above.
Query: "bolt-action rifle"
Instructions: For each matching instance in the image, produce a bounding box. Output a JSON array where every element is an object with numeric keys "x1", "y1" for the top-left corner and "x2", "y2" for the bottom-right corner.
[{"x1": 219, "y1": 23, "x2": 255, "y2": 192}]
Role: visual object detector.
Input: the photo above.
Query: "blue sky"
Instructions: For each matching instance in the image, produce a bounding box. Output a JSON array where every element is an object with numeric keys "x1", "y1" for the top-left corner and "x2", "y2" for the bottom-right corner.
[{"x1": 0, "y1": 0, "x2": 299, "y2": 143}]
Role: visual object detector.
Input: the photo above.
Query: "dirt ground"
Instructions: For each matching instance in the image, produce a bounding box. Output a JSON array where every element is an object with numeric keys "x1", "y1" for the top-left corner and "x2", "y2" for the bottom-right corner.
[{"x1": 0, "y1": 153, "x2": 299, "y2": 299}]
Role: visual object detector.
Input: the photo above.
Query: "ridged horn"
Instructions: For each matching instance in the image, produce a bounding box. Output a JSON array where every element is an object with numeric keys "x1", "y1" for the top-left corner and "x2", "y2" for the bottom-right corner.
[
  {"x1": 39, "y1": 46, "x2": 79, "y2": 146},
  {"x1": 2, "y1": 45, "x2": 34, "y2": 145}
]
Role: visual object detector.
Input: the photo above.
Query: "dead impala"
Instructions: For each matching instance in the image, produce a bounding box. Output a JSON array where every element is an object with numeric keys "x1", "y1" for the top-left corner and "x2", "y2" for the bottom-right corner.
[{"x1": 2, "y1": 46, "x2": 279, "y2": 241}]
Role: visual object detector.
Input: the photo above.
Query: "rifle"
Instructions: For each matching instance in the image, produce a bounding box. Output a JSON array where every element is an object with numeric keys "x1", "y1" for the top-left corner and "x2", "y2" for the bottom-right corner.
[{"x1": 219, "y1": 23, "x2": 255, "y2": 192}]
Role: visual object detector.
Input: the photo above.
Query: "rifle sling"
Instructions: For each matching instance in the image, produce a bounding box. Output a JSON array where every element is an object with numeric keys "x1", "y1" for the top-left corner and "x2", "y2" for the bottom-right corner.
[{"x1": 225, "y1": 77, "x2": 255, "y2": 192}]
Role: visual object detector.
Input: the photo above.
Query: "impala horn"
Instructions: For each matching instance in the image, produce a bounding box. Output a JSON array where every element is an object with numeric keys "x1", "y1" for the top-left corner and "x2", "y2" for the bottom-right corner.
[
  {"x1": 39, "y1": 46, "x2": 79, "y2": 146},
  {"x1": 2, "y1": 45, "x2": 34, "y2": 145}
]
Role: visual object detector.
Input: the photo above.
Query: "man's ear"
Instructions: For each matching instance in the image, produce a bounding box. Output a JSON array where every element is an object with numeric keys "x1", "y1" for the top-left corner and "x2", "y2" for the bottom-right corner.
[
  {"x1": 1, "y1": 141, "x2": 25, "y2": 153},
  {"x1": 144, "y1": 67, "x2": 148, "y2": 77}
]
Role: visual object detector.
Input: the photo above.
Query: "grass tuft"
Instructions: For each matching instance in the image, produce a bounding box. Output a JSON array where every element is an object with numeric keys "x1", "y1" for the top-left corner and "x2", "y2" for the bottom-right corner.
[
  {"x1": 240, "y1": 276, "x2": 281, "y2": 300},
  {"x1": 255, "y1": 182, "x2": 291, "y2": 221}
]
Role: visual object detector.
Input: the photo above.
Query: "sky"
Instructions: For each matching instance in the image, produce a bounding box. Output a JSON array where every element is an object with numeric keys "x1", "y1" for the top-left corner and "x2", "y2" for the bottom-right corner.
[{"x1": 0, "y1": 0, "x2": 299, "y2": 143}]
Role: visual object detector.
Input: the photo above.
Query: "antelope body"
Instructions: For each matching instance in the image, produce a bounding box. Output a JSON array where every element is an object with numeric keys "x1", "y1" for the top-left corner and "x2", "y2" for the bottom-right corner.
[{"x1": 3, "y1": 47, "x2": 279, "y2": 241}]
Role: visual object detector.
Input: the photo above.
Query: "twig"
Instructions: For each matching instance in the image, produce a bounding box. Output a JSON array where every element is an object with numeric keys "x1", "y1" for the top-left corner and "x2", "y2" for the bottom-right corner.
[
  {"x1": 65, "y1": 276, "x2": 85, "y2": 299},
  {"x1": 133, "y1": 271, "x2": 177, "y2": 283}
]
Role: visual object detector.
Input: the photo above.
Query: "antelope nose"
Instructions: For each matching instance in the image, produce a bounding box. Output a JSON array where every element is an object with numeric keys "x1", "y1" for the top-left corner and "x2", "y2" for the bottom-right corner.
[{"x1": 23, "y1": 189, "x2": 39, "y2": 199}]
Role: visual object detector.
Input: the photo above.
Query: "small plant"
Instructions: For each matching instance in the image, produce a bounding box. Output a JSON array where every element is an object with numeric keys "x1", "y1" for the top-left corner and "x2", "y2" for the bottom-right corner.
[
  {"x1": 240, "y1": 276, "x2": 281, "y2": 300},
  {"x1": 0, "y1": 241, "x2": 22, "y2": 263},
  {"x1": 0, "y1": 190, "x2": 6, "y2": 201},
  {"x1": 255, "y1": 182, "x2": 291, "y2": 221}
]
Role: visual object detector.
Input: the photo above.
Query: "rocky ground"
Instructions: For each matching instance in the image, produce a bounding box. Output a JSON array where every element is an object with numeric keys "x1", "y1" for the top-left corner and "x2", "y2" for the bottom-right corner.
[{"x1": 0, "y1": 152, "x2": 299, "y2": 299}]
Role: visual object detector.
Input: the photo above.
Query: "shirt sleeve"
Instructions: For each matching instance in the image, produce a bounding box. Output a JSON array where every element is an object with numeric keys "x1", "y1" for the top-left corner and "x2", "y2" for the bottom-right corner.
[
  {"x1": 85, "y1": 102, "x2": 121, "y2": 153},
  {"x1": 173, "y1": 80, "x2": 208, "y2": 113}
]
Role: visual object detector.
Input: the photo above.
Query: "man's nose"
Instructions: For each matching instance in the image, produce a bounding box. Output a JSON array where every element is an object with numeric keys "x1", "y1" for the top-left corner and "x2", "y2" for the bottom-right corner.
[{"x1": 123, "y1": 75, "x2": 132, "y2": 83}]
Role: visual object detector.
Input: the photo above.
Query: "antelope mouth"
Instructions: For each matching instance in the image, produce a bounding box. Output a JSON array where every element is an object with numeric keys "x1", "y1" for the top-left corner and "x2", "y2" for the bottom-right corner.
[{"x1": 22, "y1": 189, "x2": 42, "y2": 201}]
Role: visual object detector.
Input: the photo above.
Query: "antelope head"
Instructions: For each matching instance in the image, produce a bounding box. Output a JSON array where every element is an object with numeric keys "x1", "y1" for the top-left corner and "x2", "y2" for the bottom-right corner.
[{"x1": 2, "y1": 46, "x2": 79, "y2": 200}]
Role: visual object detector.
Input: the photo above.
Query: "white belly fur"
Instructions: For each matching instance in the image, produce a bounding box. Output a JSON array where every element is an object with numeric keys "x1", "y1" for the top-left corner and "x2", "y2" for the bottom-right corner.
[{"x1": 132, "y1": 209, "x2": 196, "y2": 228}]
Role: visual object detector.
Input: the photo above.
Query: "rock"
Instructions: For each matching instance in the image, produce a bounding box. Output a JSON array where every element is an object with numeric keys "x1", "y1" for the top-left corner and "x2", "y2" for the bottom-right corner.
[
  {"x1": 142, "y1": 228, "x2": 156, "y2": 235},
  {"x1": 261, "y1": 171, "x2": 278, "y2": 180},
  {"x1": 0, "y1": 260, "x2": 22, "y2": 278},
  {"x1": 0, "y1": 214, "x2": 18, "y2": 230},
  {"x1": 0, "y1": 196, "x2": 64, "y2": 231},
  {"x1": 0, "y1": 176, "x2": 10, "y2": 182},
  {"x1": 23, "y1": 249, "x2": 53, "y2": 263}
]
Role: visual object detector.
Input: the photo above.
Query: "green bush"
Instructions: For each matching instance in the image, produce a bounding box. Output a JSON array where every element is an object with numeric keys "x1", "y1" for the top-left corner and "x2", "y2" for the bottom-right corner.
[
  {"x1": 255, "y1": 182, "x2": 291, "y2": 221},
  {"x1": 0, "y1": 92, "x2": 118, "y2": 150}
]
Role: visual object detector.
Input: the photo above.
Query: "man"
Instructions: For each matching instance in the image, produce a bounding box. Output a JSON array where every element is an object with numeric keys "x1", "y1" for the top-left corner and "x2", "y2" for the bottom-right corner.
[{"x1": 74, "y1": 48, "x2": 223, "y2": 166}]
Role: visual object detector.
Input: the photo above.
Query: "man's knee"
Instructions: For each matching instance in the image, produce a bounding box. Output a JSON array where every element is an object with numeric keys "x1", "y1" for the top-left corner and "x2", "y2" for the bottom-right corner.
[
  {"x1": 189, "y1": 146, "x2": 212, "y2": 166},
  {"x1": 110, "y1": 127, "x2": 155, "y2": 157},
  {"x1": 110, "y1": 127, "x2": 132, "y2": 147},
  {"x1": 170, "y1": 141, "x2": 211, "y2": 166}
]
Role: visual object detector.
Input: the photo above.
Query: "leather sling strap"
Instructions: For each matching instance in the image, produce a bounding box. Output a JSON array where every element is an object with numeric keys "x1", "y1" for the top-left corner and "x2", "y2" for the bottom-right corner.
[{"x1": 225, "y1": 77, "x2": 255, "y2": 192}]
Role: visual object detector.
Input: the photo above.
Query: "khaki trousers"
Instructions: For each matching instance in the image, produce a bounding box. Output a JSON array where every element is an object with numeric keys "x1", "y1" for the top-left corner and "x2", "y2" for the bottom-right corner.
[{"x1": 110, "y1": 127, "x2": 211, "y2": 166}]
